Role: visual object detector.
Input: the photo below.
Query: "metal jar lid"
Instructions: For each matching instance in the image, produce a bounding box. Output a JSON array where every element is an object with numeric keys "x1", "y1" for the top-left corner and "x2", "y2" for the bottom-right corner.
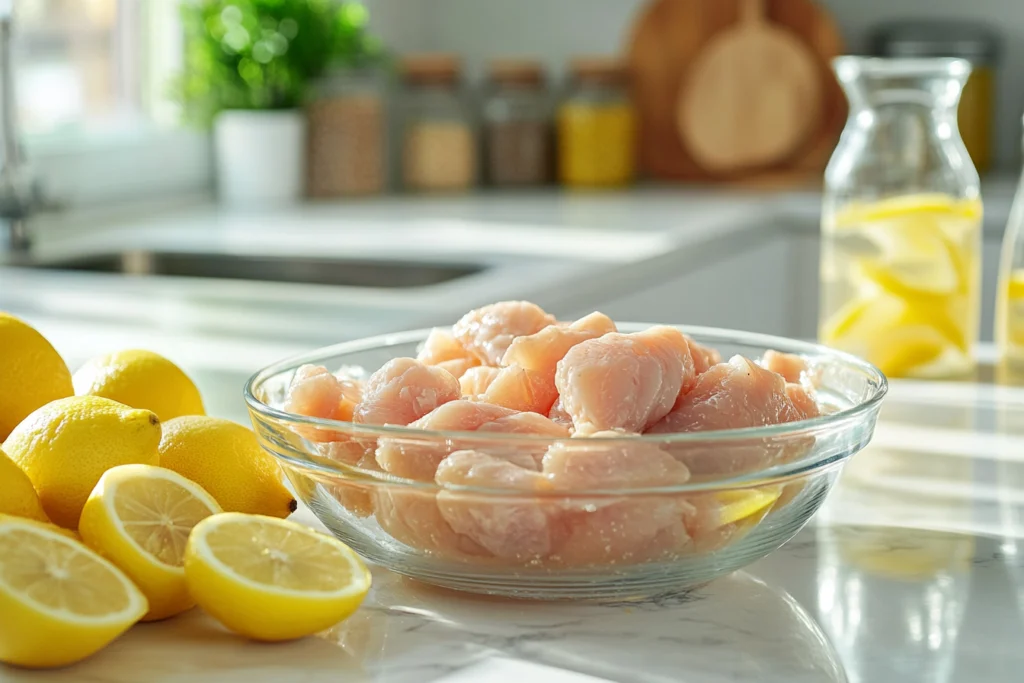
[{"x1": 870, "y1": 21, "x2": 1000, "y2": 65}]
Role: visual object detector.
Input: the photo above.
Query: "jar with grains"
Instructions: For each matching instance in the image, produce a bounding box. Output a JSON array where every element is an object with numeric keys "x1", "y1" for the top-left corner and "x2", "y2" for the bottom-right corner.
[
  {"x1": 482, "y1": 59, "x2": 551, "y2": 187},
  {"x1": 400, "y1": 54, "x2": 476, "y2": 192},
  {"x1": 306, "y1": 65, "x2": 388, "y2": 197},
  {"x1": 557, "y1": 57, "x2": 636, "y2": 188}
]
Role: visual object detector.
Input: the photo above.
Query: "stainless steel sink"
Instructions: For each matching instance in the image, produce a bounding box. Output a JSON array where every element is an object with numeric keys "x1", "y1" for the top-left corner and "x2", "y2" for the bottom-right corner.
[{"x1": 13, "y1": 250, "x2": 485, "y2": 288}]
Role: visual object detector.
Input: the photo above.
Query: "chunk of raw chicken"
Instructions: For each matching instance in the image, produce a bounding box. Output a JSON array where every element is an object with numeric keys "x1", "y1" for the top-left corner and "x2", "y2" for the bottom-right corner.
[
  {"x1": 375, "y1": 400, "x2": 566, "y2": 480},
  {"x1": 314, "y1": 443, "x2": 379, "y2": 517},
  {"x1": 555, "y1": 326, "x2": 696, "y2": 435},
  {"x1": 761, "y1": 350, "x2": 807, "y2": 384},
  {"x1": 436, "y1": 450, "x2": 555, "y2": 560},
  {"x1": 541, "y1": 433, "x2": 694, "y2": 566},
  {"x1": 482, "y1": 312, "x2": 616, "y2": 415},
  {"x1": 284, "y1": 364, "x2": 363, "y2": 441},
  {"x1": 785, "y1": 383, "x2": 821, "y2": 420},
  {"x1": 373, "y1": 487, "x2": 490, "y2": 559},
  {"x1": 460, "y1": 366, "x2": 502, "y2": 397},
  {"x1": 353, "y1": 358, "x2": 460, "y2": 427},
  {"x1": 435, "y1": 358, "x2": 478, "y2": 379},
  {"x1": 648, "y1": 355, "x2": 815, "y2": 476},
  {"x1": 685, "y1": 336, "x2": 722, "y2": 376},
  {"x1": 417, "y1": 328, "x2": 479, "y2": 367},
  {"x1": 648, "y1": 355, "x2": 804, "y2": 434},
  {"x1": 452, "y1": 301, "x2": 556, "y2": 365}
]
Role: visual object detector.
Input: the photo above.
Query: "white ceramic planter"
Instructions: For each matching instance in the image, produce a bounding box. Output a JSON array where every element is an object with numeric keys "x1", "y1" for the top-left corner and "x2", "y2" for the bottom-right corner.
[{"x1": 214, "y1": 110, "x2": 307, "y2": 205}]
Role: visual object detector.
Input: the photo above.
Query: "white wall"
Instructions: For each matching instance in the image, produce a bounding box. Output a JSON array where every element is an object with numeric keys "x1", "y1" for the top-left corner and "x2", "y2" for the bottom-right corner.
[{"x1": 366, "y1": 0, "x2": 1024, "y2": 170}]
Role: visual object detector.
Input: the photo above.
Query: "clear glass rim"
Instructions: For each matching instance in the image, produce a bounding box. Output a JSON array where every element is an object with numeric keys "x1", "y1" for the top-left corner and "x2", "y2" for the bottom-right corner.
[
  {"x1": 832, "y1": 56, "x2": 971, "y2": 78},
  {"x1": 243, "y1": 323, "x2": 884, "y2": 462}
]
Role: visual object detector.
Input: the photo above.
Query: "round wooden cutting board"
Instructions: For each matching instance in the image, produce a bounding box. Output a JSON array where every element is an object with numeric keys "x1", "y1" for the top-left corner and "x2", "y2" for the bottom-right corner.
[
  {"x1": 625, "y1": 0, "x2": 845, "y2": 182},
  {"x1": 677, "y1": 0, "x2": 822, "y2": 174}
]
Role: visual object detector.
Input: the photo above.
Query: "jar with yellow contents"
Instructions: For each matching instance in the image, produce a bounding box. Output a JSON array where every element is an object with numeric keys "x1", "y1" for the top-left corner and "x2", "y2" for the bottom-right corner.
[
  {"x1": 820, "y1": 57, "x2": 982, "y2": 380},
  {"x1": 557, "y1": 58, "x2": 636, "y2": 188}
]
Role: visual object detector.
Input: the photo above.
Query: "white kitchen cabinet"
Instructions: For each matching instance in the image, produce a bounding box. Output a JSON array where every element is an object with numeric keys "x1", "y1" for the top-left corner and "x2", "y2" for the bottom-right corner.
[{"x1": 580, "y1": 237, "x2": 792, "y2": 336}]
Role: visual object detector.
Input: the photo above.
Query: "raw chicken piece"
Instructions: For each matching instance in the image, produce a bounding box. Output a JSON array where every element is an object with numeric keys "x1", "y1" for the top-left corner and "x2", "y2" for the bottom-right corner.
[
  {"x1": 501, "y1": 311, "x2": 616, "y2": 370},
  {"x1": 762, "y1": 350, "x2": 807, "y2": 384},
  {"x1": 785, "y1": 383, "x2": 820, "y2": 420},
  {"x1": 314, "y1": 443, "x2": 379, "y2": 517},
  {"x1": 686, "y1": 336, "x2": 722, "y2": 376},
  {"x1": 555, "y1": 326, "x2": 696, "y2": 435},
  {"x1": 373, "y1": 487, "x2": 489, "y2": 559},
  {"x1": 479, "y1": 365, "x2": 559, "y2": 415},
  {"x1": 353, "y1": 358, "x2": 460, "y2": 427},
  {"x1": 648, "y1": 355, "x2": 803, "y2": 434},
  {"x1": 452, "y1": 301, "x2": 556, "y2": 365},
  {"x1": 477, "y1": 411, "x2": 570, "y2": 469},
  {"x1": 417, "y1": 328, "x2": 479, "y2": 367},
  {"x1": 375, "y1": 401, "x2": 517, "y2": 480},
  {"x1": 648, "y1": 355, "x2": 813, "y2": 476},
  {"x1": 542, "y1": 432, "x2": 691, "y2": 490},
  {"x1": 541, "y1": 433, "x2": 694, "y2": 567},
  {"x1": 436, "y1": 450, "x2": 555, "y2": 560},
  {"x1": 460, "y1": 366, "x2": 502, "y2": 396},
  {"x1": 481, "y1": 312, "x2": 617, "y2": 415},
  {"x1": 284, "y1": 365, "x2": 363, "y2": 441},
  {"x1": 435, "y1": 358, "x2": 478, "y2": 379}
]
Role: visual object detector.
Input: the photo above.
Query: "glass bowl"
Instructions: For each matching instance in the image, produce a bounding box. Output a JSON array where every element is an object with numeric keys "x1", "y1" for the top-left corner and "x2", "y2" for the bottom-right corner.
[{"x1": 245, "y1": 325, "x2": 886, "y2": 599}]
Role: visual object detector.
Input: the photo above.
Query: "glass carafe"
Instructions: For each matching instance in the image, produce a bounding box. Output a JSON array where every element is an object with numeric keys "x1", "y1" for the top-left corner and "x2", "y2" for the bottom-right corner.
[
  {"x1": 996, "y1": 132, "x2": 1024, "y2": 384},
  {"x1": 820, "y1": 57, "x2": 982, "y2": 380}
]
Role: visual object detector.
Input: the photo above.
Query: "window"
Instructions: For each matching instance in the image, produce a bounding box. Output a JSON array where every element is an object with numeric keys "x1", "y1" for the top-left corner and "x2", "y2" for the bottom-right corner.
[{"x1": 11, "y1": 0, "x2": 210, "y2": 205}]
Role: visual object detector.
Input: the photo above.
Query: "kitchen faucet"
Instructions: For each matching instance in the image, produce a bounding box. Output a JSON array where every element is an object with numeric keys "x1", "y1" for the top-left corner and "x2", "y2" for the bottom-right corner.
[{"x1": 0, "y1": 3, "x2": 47, "y2": 254}]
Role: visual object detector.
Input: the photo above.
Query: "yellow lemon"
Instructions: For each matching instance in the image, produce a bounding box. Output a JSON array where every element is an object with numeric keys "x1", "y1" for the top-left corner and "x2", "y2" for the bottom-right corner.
[
  {"x1": 0, "y1": 446, "x2": 48, "y2": 523},
  {"x1": 3, "y1": 396, "x2": 161, "y2": 529},
  {"x1": 0, "y1": 312, "x2": 73, "y2": 440},
  {"x1": 79, "y1": 464, "x2": 223, "y2": 622},
  {"x1": 0, "y1": 513, "x2": 78, "y2": 541},
  {"x1": 715, "y1": 486, "x2": 782, "y2": 527},
  {"x1": 184, "y1": 513, "x2": 371, "y2": 641},
  {"x1": 0, "y1": 515, "x2": 148, "y2": 668},
  {"x1": 73, "y1": 349, "x2": 205, "y2": 422},
  {"x1": 158, "y1": 416, "x2": 295, "y2": 518}
]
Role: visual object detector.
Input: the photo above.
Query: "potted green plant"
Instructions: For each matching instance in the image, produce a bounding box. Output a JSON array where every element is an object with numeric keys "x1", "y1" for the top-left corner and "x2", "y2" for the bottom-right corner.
[{"x1": 175, "y1": 0, "x2": 382, "y2": 205}]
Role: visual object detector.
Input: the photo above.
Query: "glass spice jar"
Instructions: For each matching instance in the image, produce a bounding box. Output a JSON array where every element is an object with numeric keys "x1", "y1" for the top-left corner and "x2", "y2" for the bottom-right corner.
[
  {"x1": 306, "y1": 65, "x2": 388, "y2": 198},
  {"x1": 557, "y1": 57, "x2": 636, "y2": 188},
  {"x1": 399, "y1": 54, "x2": 477, "y2": 193},
  {"x1": 482, "y1": 59, "x2": 551, "y2": 187}
]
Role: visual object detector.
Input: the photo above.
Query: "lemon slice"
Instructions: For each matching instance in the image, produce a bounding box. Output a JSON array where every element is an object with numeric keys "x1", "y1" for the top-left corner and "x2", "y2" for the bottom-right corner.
[
  {"x1": 184, "y1": 513, "x2": 371, "y2": 641},
  {"x1": 834, "y1": 194, "x2": 980, "y2": 226},
  {"x1": 78, "y1": 464, "x2": 223, "y2": 622},
  {"x1": 716, "y1": 487, "x2": 782, "y2": 527},
  {"x1": 0, "y1": 516, "x2": 147, "y2": 668}
]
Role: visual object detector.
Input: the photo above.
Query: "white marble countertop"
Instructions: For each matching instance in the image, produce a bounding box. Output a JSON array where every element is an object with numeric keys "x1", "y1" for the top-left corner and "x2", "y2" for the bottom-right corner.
[{"x1": 6, "y1": 368, "x2": 1022, "y2": 683}]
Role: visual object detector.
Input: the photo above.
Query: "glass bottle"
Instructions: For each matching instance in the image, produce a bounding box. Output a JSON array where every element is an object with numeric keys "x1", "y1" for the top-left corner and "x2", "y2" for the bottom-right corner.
[
  {"x1": 399, "y1": 54, "x2": 476, "y2": 193},
  {"x1": 482, "y1": 59, "x2": 551, "y2": 187},
  {"x1": 557, "y1": 57, "x2": 636, "y2": 188},
  {"x1": 819, "y1": 57, "x2": 982, "y2": 380},
  {"x1": 996, "y1": 125, "x2": 1024, "y2": 384}
]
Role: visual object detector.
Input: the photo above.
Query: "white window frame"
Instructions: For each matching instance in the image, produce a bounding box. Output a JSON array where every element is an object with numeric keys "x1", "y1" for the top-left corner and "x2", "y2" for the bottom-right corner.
[{"x1": 20, "y1": 1, "x2": 213, "y2": 208}]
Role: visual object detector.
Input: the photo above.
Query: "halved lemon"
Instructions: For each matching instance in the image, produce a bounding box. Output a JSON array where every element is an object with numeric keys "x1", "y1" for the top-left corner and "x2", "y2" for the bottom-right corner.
[
  {"x1": 78, "y1": 464, "x2": 222, "y2": 621},
  {"x1": 716, "y1": 487, "x2": 782, "y2": 527},
  {"x1": 0, "y1": 516, "x2": 148, "y2": 668},
  {"x1": 184, "y1": 513, "x2": 371, "y2": 641}
]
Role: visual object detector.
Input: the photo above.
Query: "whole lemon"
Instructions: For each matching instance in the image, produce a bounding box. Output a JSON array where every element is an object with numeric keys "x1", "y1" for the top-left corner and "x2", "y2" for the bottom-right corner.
[
  {"x1": 158, "y1": 416, "x2": 295, "y2": 518},
  {"x1": 73, "y1": 349, "x2": 205, "y2": 422},
  {"x1": 0, "y1": 313, "x2": 73, "y2": 440},
  {"x1": 0, "y1": 446, "x2": 49, "y2": 522},
  {"x1": 3, "y1": 396, "x2": 162, "y2": 528}
]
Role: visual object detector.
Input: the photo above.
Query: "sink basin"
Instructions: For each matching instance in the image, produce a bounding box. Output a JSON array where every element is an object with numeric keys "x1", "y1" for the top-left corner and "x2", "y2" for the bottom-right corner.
[{"x1": 14, "y1": 250, "x2": 485, "y2": 289}]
